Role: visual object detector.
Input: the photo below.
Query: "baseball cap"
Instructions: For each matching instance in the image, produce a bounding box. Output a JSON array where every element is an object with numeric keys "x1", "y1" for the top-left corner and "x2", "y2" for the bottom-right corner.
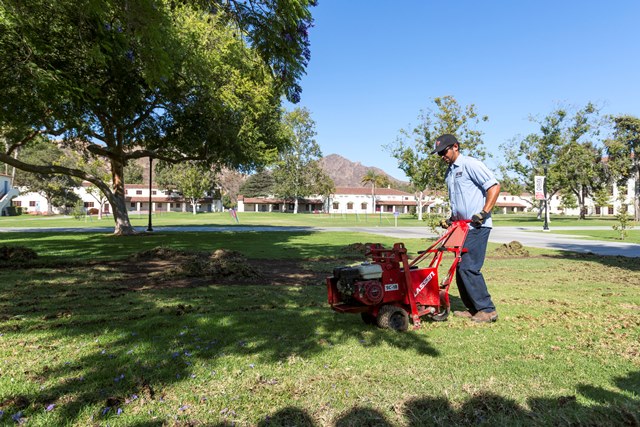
[{"x1": 431, "y1": 134, "x2": 459, "y2": 154}]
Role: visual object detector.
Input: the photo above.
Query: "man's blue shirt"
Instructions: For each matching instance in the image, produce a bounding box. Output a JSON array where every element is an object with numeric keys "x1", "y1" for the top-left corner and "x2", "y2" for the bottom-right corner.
[{"x1": 445, "y1": 153, "x2": 499, "y2": 228}]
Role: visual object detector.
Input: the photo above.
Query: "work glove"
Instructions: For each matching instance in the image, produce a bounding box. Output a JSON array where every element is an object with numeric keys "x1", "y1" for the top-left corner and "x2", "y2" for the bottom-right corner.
[
  {"x1": 471, "y1": 210, "x2": 488, "y2": 226},
  {"x1": 439, "y1": 217, "x2": 453, "y2": 229}
]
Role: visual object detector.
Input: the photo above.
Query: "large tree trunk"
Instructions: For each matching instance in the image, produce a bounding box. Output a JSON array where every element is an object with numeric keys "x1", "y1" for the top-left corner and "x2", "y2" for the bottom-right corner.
[
  {"x1": 577, "y1": 187, "x2": 586, "y2": 220},
  {"x1": 110, "y1": 158, "x2": 136, "y2": 235},
  {"x1": 45, "y1": 195, "x2": 54, "y2": 215},
  {"x1": 416, "y1": 190, "x2": 425, "y2": 221}
]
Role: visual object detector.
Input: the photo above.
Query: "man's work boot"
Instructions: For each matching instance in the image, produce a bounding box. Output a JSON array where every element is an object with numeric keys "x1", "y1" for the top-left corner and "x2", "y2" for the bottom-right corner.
[
  {"x1": 471, "y1": 310, "x2": 498, "y2": 323},
  {"x1": 453, "y1": 310, "x2": 475, "y2": 319}
]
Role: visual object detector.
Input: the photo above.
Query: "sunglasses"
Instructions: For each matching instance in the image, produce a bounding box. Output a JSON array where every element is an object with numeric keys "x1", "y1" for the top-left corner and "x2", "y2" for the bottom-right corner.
[{"x1": 437, "y1": 146, "x2": 452, "y2": 157}]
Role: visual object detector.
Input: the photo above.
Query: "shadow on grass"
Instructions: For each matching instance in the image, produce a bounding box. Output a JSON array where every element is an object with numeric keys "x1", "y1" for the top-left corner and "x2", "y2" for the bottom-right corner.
[
  {"x1": 0, "y1": 262, "x2": 441, "y2": 424},
  {"x1": 0, "y1": 230, "x2": 419, "y2": 262},
  {"x1": 254, "y1": 370, "x2": 639, "y2": 426}
]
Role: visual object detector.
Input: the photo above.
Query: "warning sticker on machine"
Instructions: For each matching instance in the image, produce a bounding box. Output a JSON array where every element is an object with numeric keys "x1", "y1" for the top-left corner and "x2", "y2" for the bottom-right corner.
[{"x1": 385, "y1": 283, "x2": 399, "y2": 291}]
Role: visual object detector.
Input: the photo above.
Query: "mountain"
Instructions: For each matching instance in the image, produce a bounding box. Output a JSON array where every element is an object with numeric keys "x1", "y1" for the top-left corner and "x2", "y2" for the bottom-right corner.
[{"x1": 319, "y1": 154, "x2": 408, "y2": 188}]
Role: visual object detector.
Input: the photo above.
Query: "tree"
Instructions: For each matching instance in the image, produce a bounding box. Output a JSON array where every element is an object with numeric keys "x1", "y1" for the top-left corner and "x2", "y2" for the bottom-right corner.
[
  {"x1": 217, "y1": 167, "x2": 246, "y2": 209},
  {"x1": 155, "y1": 161, "x2": 217, "y2": 214},
  {"x1": 13, "y1": 140, "x2": 81, "y2": 215},
  {"x1": 0, "y1": 0, "x2": 315, "y2": 234},
  {"x1": 386, "y1": 96, "x2": 488, "y2": 220},
  {"x1": 239, "y1": 170, "x2": 276, "y2": 198},
  {"x1": 593, "y1": 187, "x2": 612, "y2": 215},
  {"x1": 175, "y1": 163, "x2": 217, "y2": 215},
  {"x1": 272, "y1": 107, "x2": 330, "y2": 214},
  {"x1": 124, "y1": 162, "x2": 145, "y2": 185},
  {"x1": 500, "y1": 103, "x2": 603, "y2": 220},
  {"x1": 555, "y1": 140, "x2": 605, "y2": 219},
  {"x1": 605, "y1": 115, "x2": 640, "y2": 221},
  {"x1": 361, "y1": 169, "x2": 389, "y2": 213}
]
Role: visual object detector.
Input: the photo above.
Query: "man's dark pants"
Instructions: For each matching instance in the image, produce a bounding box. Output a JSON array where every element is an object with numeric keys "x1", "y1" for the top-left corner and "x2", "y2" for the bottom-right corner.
[{"x1": 455, "y1": 226, "x2": 496, "y2": 313}]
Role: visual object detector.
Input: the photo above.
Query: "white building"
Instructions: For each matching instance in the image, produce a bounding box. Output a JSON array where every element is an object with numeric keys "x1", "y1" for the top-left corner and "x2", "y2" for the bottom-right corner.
[
  {"x1": 237, "y1": 187, "x2": 417, "y2": 214},
  {"x1": 328, "y1": 187, "x2": 416, "y2": 214},
  {"x1": 12, "y1": 182, "x2": 222, "y2": 215}
]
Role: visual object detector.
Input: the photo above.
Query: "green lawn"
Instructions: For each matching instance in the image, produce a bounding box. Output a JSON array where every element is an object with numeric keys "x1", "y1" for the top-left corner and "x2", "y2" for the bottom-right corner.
[
  {"x1": 0, "y1": 211, "x2": 633, "y2": 229},
  {"x1": 0, "y1": 231, "x2": 638, "y2": 426}
]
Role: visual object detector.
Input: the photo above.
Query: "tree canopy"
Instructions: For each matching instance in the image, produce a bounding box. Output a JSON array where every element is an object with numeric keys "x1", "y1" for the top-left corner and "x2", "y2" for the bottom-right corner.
[
  {"x1": 0, "y1": 0, "x2": 316, "y2": 234},
  {"x1": 606, "y1": 115, "x2": 640, "y2": 221},
  {"x1": 272, "y1": 107, "x2": 332, "y2": 214},
  {"x1": 500, "y1": 103, "x2": 605, "y2": 219},
  {"x1": 386, "y1": 95, "x2": 488, "y2": 220}
]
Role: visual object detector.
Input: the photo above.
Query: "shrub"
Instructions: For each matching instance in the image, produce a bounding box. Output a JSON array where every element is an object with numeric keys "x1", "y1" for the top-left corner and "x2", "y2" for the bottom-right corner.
[{"x1": 72, "y1": 200, "x2": 86, "y2": 220}]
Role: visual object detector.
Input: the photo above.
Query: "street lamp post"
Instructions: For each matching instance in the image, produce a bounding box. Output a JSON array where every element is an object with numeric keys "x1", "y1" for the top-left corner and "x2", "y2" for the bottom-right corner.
[
  {"x1": 543, "y1": 163, "x2": 549, "y2": 231},
  {"x1": 147, "y1": 157, "x2": 153, "y2": 232}
]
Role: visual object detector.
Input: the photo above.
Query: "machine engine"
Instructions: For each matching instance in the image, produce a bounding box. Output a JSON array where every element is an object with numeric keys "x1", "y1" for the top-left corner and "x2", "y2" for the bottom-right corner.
[{"x1": 332, "y1": 263, "x2": 384, "y2": 306}]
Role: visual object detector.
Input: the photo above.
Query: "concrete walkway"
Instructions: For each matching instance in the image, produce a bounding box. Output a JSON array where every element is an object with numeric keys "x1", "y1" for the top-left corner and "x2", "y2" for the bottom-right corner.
[
  {"x1": 315, "y1": 226, "x2": 640, "y2": 258},
  {"x1": 1, "y1": 225, "x2": 639, "y2": 258}
]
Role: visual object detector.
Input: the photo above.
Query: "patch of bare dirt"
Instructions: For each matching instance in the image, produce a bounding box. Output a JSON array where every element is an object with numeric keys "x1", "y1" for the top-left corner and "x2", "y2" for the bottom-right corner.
[{"x1": 95, "y1": 247, "x2": 328, "y2": 290}]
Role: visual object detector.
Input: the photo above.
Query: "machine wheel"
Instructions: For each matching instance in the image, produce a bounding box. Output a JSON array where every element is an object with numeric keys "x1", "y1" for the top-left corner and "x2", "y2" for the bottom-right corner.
[
  {"x1": 431, "y1": 290, "x2": 450, "y2": 322},
  {"x1": 361, "y1": 312, "x2": 377, "y2": 325},
  {"x1": 431, "y1": 306, "x2": 450, "y2": 322},
  {"x1": 377, "y1": 305, "x2": 409, "y2": 332}
]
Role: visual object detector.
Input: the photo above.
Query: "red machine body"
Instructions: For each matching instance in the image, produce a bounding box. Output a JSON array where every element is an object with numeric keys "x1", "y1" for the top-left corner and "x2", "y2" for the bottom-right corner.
[{"x1": 326, "y1": 220, "x2": 470, "y2": 331}]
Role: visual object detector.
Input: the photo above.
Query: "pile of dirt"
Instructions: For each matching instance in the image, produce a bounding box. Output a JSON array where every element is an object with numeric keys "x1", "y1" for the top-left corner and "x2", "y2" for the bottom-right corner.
[
  {"x1": 132, "y1": 247, "x2": 263, "y2": 283},
  {"x1": 341, "y1": 243, "x2": 376, "y2": 256},
  {"x1": 494, "y1": 241, "x2": 529, "y2": 257},
  {"x1": 0, "y1": 245, "x2": 38, "y2": 263}
]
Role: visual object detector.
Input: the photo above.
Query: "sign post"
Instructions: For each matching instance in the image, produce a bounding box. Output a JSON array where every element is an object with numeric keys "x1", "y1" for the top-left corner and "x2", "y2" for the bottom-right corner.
[{"x1": 535, "y1": 175, "x2": 549, "y2": 231}]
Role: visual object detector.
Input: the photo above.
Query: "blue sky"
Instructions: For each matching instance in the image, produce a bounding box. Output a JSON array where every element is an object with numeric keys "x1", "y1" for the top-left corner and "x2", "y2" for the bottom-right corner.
[{"x1": 291, "y1": 0, "x2": 640, "y2": 181}]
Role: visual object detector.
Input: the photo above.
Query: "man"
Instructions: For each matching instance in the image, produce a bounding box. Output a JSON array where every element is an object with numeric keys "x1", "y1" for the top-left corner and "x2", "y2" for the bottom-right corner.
[{"x1": 433, "y1": 134, "x2": 500, "y2": 323}]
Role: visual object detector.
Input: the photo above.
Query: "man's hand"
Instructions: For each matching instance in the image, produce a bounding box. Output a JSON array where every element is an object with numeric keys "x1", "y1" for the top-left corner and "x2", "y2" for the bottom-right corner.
[
  {"x1": 439, "y1": 217, "x2": 453, "y2": 229},
  {"x1": 471, "y1": 210, "x2": 488, "y2": 226}
]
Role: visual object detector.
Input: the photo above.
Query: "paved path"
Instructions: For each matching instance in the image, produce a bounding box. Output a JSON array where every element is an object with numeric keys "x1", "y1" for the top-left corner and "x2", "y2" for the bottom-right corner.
[
  {"x1": 315, "y1": 226, "x2": 640, "y2": 258},
  {"x1": 1, "y1": 225, "x2": 639, "y2": 258}
]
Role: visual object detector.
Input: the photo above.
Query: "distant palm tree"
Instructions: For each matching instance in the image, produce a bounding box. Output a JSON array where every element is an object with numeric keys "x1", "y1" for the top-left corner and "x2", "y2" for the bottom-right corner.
[{"x1": 361, "y1": 169, "x2": 389, "y2": 213}]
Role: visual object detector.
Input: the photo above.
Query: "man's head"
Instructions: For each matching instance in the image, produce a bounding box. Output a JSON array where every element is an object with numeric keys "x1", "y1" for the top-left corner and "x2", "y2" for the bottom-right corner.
[{"x1": 432, "y1": 134, "x2": 459, "y2": 164}]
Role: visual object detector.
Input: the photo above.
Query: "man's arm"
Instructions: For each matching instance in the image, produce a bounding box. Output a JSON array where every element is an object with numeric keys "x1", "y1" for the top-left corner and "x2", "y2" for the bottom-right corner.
[{"x1": 483, "y1": 183, "x2": 501, "y2": 213}]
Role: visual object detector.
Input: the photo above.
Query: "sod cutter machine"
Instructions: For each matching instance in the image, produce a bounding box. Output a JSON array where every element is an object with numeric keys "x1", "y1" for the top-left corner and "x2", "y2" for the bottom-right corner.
[{"x1": 326, "y1": 220, "x2": 471, "y2": 331}]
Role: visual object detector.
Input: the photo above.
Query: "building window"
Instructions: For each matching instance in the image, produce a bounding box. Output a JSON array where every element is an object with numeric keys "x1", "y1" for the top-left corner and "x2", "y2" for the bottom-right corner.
[
  {"x1": 361, "y1": 202, "x2": 367, "y2": 210},
  {"x1": 609, "y1": 206, "x2": 614, "y2": 215},
  {"x1": 333, "y1": 202, "x2": 339, "y2": 210},
  {"x1": 131, "y1": 203, "x2": 136, "y2": 208},
  {"x1": 157, "y1": 203, "x2": 163, "y2": 208},
  {"x1": 29, "y1": 201, "x2": 36, "y2": 207},
  {"x1": 136, "y1": 190, "x2": 142, "y2": 195},
  {"x1": 347, "y1": 202, "x2": 353, "y2": 210},
  {"x1": 84, "y1": 202, "x2": 94, "y2": 208},
  {"x1": 152, "y1": 190, "x2": 157, "y2": 195},
  {"x1": 13, "y1": 201, "x2": 22, "y2": 207}
]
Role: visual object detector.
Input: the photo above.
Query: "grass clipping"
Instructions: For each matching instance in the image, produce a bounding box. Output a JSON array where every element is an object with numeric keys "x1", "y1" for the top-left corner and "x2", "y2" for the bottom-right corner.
[{"x1": 132, "y1": 247, "x2": 263, "y2": 283}]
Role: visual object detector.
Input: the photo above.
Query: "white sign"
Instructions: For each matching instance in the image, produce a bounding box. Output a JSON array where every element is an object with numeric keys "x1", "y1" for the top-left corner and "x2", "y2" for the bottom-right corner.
[{"x1": 534, "y1": 176, "x2": 545, "y2": 200}]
